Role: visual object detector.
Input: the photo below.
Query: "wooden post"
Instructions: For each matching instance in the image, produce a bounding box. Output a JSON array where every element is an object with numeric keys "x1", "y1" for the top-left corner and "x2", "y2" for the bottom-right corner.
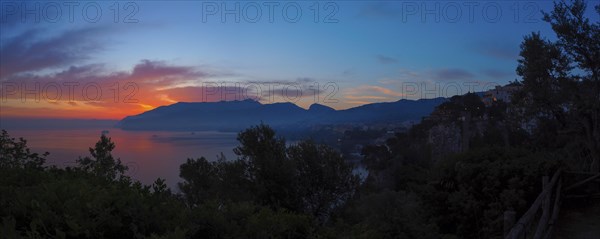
[
  {"x1": 534, "y1": 176, "x2": 551, "y2": 239},
  {"x1": 505, "y1": 170, "x2": 561, "y2": 239},
  {"x1": 542, "y1": 176, "x2": 549, "y2": 207},
  {"x1": 545, "y1": 178, "x2": 562, "y2": 239},
  {"x1": 504, "y1": 210, "x2": 516, "y2": 238}
]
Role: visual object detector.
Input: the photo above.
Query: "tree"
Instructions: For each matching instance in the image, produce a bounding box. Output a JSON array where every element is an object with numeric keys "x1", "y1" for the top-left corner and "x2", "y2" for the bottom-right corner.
[
  {"x1": 234, "y1": 124, "x2": 297, "y2": 210},
  {"x1": 333, "y1": 190, "x2": 439, "y2": 239},
  {"x1": 180, "y1": 124, "x2": 359, "y2": 224},
  {"x1": 516, "y1": 0, "x2": 600, "y2": 171},
  {"x1": 430, "y1": 147, "x2": 560, "y2": 238},
  {"x1": 77, "y1": 134, "x2": 128, "y2": 180},
  {"x1": 0, "y1": 130, "x2": 47, "y2": 169},
  {"x1": 179, "y1": 157, "x2": 218, "y2": 206},
  {"x1": 178, "y1": 156, "x2": 253, "y2": 206},
  {"x1": 1, "y1": 132, "x2": 190, "y2": 238},
  {"x1": 287, "y1": 140, "x2": 359, "y2": 222}
]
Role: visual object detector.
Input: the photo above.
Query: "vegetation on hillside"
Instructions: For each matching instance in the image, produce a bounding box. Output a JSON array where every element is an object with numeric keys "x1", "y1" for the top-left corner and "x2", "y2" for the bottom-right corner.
[{"x1": 0, "y1": 0, "x2": 598, "y2": 238}]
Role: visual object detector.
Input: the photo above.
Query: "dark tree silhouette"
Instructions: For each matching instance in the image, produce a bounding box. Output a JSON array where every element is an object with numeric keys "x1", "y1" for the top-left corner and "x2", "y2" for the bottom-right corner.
[
  {"x1": 77, "y1": 134, "x2": 128, "y2": 180},
  {"x1": 0, "y1": 130, "x2": 47, "y2": 169},
  {"x1": 288, "y1": 140, "x2": 359, "y2": 222},
  {"x1": 516, "y1": 0, "x2": 600, "y2": 171},
  {"x1": 234, "y1": 124, "x2": 297, "y2": 209},
  {"x1": 179, "y1": 124, "x2": 359, "y2": 224}
]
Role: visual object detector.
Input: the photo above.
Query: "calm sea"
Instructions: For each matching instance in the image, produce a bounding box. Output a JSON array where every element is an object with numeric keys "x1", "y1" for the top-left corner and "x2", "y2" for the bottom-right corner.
[{"x1": 4, "y1": 126, "x2": 239, "y2": 190}]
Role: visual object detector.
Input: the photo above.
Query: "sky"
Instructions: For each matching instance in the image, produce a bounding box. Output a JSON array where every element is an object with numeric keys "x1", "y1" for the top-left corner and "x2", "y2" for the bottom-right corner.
[{"x1": 0, "y1": 0, "x2": 598, "y2": 119}]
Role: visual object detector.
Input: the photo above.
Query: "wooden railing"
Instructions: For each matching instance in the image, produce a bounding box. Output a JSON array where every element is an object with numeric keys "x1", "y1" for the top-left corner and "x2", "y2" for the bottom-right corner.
[
  {"x1": 504, "y1": 169, "x2": 562, "y2": 239},
  {"x1": 504, "y1": 170, "x2": 600, "y2": 239},
  {"x1": 563, "y1": 171, "x2": 600, "y2": 199}
]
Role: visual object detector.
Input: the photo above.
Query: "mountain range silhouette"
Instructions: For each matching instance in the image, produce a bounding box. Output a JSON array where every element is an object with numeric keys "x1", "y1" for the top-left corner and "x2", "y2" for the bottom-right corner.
[{"x1": 116, "y1": 98, "x2": 447, "y2": 132}]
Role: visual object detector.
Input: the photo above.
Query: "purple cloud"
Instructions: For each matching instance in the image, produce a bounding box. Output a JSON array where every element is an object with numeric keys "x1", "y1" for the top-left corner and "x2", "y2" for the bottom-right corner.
[
  {"x1": 0, "y1": 60, "x2": 213, "y2": 106},
  {"x1": 0, "y1": 27, "x2": 108, "y2": 79}
]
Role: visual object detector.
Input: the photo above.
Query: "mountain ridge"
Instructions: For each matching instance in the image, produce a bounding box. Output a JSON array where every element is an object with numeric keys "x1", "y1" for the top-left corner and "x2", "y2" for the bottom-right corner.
[{"x1": 116, "y1": 98, "x2": 448, "y2": 132}]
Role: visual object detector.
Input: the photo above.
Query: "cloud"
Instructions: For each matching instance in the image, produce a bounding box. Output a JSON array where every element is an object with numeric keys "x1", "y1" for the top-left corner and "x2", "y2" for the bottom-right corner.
[
  {"x1": 129, "y1": 60, "x2": 210, "y2": 90},
  {"x1": 377, "y1": 78, "x2": 399, "y2": 85},
  {"x1": 0, "y1": 60, "x2": 215, "y2": 118},
  {"x1": 159, "y1": 78, "x2": 327, "y2": 103},
  {"x1": 473, "y1": 41, "x2": 519, "y2": 61},
  {"x1": 270, "y1": 85, "x2": 325, "y2": 99},
  {"x1": 245, "y1": 77, "x2": 316, "y2": 86},
  {"x1": 156, "y1": 86, "x2": 252, "y2": 103},
  {"x1": 131, "y1": 60, "x2": 206, "y2": 81},
  {"x1": 341, "y1": 69, "x2": 355, "y2": 76},
  {"x1": 0, "y1": 27, "x2": 273, "y2": 118},
  {"x1": 482, "y1": 69, "x2": 514, "y2": 79},
  {"x1": 358, "y1": 2, "x2": 400, "y2": 18},
  {"x1": 345, "y1": 95, "x2": 390, "y2": 100},
  {"x1": 241, "y1": 78, "x2": 328, "y2": 101},
  {"x1": 0, "y1": 27, "x2": 109, "y2": 79},
  {"x1": 2, "y1": 59, "x2": 208, "y2": 91},
  {"x1": 1, "y1": 59, "x2": 337, "y2": 118},
  {"x1": 376, "y1": 55, "x2": 398, "y2": 64},
  {"x1": 343, "y1": 85, "x2": 405, "y2": 104},
  {"x1": 434, "y1": 68, "x2": 474, "y2": 80}
]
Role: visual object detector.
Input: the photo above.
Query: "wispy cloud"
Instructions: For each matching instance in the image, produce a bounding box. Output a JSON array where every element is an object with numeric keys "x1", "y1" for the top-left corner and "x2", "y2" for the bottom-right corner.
[
  {"x1": 375, "y1": 54, "x2": 398, "y2": 64},
  {"x1": 433, "y1": 68, "x2": 474, "y2": 81},
  {"x1": 343, "y1": 85, "x2": 405, "y2": 106},
  {"x1": 0, "y1": 27, "x2": 109, "y2": 79},
  {"x1": 156, "y1": 86, "x2": 250, "y2": 103},
  {"x1": 0, "y1": 60, "x2": 218, "y2": 118},
  {"x1": 341, "y1": 69, "x2": 354, "y2": 77},
  {"x1": 245, "y1": 77, "x2": 316, "y2": 86},
  {"x1": 482, "y1": 69, "x2": 514, "y2": 80},
  {"x1": 3, "y1": 60, "x2": 208, "y2": 90},
  {"x1": 472, "y1": 41, "x2": 519, "y2": 61}
]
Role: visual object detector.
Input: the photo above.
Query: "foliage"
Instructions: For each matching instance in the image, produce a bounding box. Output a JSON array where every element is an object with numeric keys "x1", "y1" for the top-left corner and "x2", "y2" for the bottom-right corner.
[
  {"x1": 0, "y1": 130, "x2": 47, "y2": 170},
  {"x1": 76, "y1": 134, "x2": 128, "y2": 181},
  {"x1": 179, "y1": 124, "x2": 359, "y2": 224},
  {"x1": 514, "y1": 0, "x2": 600, "y2": 171},
  {"x1": 332, "y1": 190, "x2": 439, "y2": 239},
  {"x1": 187, "y1": 201, "x2": 315, "y2": 239},
  {"x1": 354, "y1": 5, "x2": 600, "y2": 232},
  {"x1": 234, "y1": 124, "x2": 297, "y2": 209},
  {"x1": 435, "y1": 93, "x2": 486, "y2": 121},
  {"x1": 178, "y1": 157, "x2": 254, "y2": 205},
  {"x1": 429, "y1": 147, "x2": 561, "y2": 238},
  {"x1": 1, "y1": 2, "x2": 598, "y2": 238},
  {"x1": 0, "y1": 131, "x2": 188, "y2": 238},
  {"x1": 287, "y1": 140, "x2": 359, "y2": 221}
]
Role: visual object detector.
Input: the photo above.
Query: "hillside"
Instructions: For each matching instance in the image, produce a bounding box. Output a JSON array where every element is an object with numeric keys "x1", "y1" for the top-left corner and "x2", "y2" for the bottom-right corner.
[{"x1": 116, "y1": 98, "x2": 447, "y2": 132}]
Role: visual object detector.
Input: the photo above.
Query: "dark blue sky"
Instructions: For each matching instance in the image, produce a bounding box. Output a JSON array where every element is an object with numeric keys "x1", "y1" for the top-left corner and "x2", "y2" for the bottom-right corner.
[{"x1": 1, "y1": 1, "x2": 598, "y2": 118}]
